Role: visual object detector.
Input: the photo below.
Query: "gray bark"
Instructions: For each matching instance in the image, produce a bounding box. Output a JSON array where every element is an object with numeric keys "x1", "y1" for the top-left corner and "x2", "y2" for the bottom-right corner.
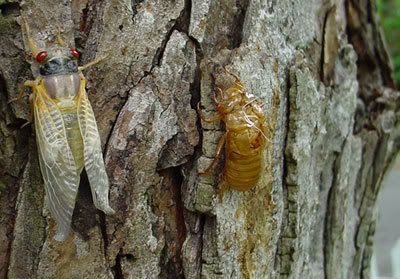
[{"x1": 0, "y1": 0, "x2": 399, "y2": 278}]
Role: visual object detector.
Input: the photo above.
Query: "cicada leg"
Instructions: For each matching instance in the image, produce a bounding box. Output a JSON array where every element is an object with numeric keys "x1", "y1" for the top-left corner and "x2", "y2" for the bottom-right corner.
[
  {"x1": 199, "y1": 134, "x2": 226, "y2": 176},
  {"x1": 7, "y1": 86, "x2": 25, "y2": 104},
  {"x1": 20, "y1": 93, "x2": 35, "y2": 128},
  {"x1": 9, "y1": 80, "x2": 36, "y2": 127},
  {"x1": 9, "y1": 79, "x2": 38, "y2": 127},
  {"x1": 78, "y1": 55, "x2": 109, "y2": 71},
  {"x1": 8, "y1": 80, "x2": 36, "y2": 104},
  {"x1": 197, "y1": 102, "x2": 222, "y2": 123}
]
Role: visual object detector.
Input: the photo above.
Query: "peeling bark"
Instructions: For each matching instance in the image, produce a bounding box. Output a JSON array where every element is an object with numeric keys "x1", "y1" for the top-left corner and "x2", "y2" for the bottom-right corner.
[{"x1": 0, "y1": 0, "x2": 399, "y2": 278}]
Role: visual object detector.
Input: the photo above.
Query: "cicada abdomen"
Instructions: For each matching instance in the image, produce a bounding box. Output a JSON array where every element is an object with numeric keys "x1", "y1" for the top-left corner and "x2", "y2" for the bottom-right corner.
[
  {"x1": 198, "y1": 68, "x2": 268, "y2": 197},
  {"x1": 19, "y1": 18, "x2": 114, "y2": 241}
]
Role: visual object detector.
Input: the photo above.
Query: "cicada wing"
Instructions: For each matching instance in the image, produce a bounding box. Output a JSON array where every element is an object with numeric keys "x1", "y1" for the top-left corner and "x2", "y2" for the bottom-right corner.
[
  {"x1": 77, "y1": 77, "x2": 114, "y2": 215},
  {"x1": 34, "y1": 86, "x2": 80, "y2": 242}
]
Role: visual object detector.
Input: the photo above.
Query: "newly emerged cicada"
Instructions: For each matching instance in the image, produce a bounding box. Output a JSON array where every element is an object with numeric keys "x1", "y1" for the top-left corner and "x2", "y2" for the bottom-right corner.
[
  {"x1": 15, "y1": 19, "x2": 115, "y2": 241},
  {"x1": 198, "y1": 68, "x2": 268, "y2": 197}
]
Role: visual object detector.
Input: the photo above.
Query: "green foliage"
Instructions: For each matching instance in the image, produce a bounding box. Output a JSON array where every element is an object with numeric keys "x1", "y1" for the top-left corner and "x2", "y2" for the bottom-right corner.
[{"x1": 377, "y1": 0, "x2": 400, "y2": 85}]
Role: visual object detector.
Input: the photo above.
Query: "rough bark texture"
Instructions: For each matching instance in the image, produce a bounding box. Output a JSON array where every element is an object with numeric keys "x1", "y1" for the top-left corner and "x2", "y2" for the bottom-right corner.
[{"x1": 0, "y1": 0, "x2": 399, "y2": 278}]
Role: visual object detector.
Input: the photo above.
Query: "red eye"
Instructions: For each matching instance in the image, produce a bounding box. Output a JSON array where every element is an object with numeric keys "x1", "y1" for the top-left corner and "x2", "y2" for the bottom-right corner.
[
  {"x1": 70, "y1": 48, "x2": 79, "y2": 59},
  {"x1": 35, "y1": 51, "x2": 48, "y2": 62}
]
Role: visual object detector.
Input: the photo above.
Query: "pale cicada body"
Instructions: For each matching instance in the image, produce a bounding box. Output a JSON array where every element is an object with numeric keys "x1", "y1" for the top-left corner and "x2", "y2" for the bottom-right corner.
[{"x1": 19, "y1": 19, "x2": 114, "y2": 241}]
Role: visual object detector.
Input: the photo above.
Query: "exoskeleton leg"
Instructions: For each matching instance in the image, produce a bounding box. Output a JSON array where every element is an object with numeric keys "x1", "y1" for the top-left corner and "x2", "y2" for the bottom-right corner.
[
  {"x1": 223, "y1": 66, "x2": 240, "y2": 82},
  {"x1": 197, "y1": 102, "x2": 222, "y2": 123},
  {"x1": 199, "y1": 134, "x2": 226, "y2": 176},
  {"x1": 212, "y1": 87, "x2": 223, "y2": 104}
]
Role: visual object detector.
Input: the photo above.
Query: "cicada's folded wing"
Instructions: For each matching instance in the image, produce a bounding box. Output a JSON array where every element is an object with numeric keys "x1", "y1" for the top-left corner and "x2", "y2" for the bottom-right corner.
[
  {"x1": 77, "y1": 76, "x2": 115, "y2": 215},
  {"x1": 34, "y1": 85, "x2": 80, "y2": 242}
]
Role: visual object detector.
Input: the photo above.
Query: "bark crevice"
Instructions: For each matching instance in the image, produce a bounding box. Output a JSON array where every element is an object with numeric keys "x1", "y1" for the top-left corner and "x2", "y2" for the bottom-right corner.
[
  {"x1": 0, "y1": 2, "x2": 20, "y2": 17},
  {"x1": 276, "y1": 65, "x2": 294, "y2": 275},
  {"x1": 130, "y1": 0, "x2": 145, "y2": 21},
  {"x1": 230, "y1": 0, "x2": 250, "y2": 49},
  {"x1": 2, "y1": 161, "x2": 28, "y2": 279}
]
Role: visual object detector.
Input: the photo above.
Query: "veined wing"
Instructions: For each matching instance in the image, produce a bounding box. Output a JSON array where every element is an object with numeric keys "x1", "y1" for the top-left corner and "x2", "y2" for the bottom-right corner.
[
  {"x1": 77, "y1": 76, "x2": 114, "y2": 215},
  {"x1": 34, "y1": 83, "x2": 80, "y2": 242}
]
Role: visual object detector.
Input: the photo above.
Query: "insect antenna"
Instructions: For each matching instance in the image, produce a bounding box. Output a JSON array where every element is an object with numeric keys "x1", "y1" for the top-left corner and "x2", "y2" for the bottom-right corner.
[
  {"x1": 21, "y1": 17, "x2": 41, "y2": 56},
  {"x1": 56, "y1": 31, "x2": 66, "y2": 46}
]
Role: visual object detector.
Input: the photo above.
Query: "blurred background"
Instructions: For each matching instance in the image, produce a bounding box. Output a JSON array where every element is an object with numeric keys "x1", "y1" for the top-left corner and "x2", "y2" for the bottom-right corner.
[
  {"x1": 377, "y1": 0, "x2": 400, "y2": 85},
  {"x1": 373, "y1": 1, "x2": 400, "y2": 278}
]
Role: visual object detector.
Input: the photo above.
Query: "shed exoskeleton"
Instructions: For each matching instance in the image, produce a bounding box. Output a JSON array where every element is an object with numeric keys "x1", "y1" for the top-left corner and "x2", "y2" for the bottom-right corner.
[{"x1": 198, "y1": 68, "x2": 268, "y2": 198}]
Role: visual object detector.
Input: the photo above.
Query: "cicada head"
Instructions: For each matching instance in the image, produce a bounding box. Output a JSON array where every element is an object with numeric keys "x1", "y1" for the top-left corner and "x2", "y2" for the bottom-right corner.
[
  {"x1": 22, "y1": 17, "x2": 80, "y2": 77},
  {"x1": 33, "y1": 45, "x2": 80, "y2": 77}
]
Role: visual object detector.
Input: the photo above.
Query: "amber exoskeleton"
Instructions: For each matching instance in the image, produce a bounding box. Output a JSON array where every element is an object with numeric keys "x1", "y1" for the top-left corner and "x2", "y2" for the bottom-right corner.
[
  {"x1": 14, "y1": 18, "x2": 115, "y2": 241},
  {"x1": 198, "y1": 69, "x2": 268, "y2": 197}
]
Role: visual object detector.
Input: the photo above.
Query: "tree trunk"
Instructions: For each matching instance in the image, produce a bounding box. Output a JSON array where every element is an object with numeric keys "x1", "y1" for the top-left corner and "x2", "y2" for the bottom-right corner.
[{"x1": 0, "y1": 0, "x2": 398, "y2": 278}]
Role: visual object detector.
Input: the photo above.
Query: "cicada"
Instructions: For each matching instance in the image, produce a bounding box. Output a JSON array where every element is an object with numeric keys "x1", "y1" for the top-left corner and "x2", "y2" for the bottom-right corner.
[
  {"x1": 198, "y1": 68, "x2": 268, "y2": 197},
  {"x1": 16, "y1": 19, "x2": 115, "y2": 241}
]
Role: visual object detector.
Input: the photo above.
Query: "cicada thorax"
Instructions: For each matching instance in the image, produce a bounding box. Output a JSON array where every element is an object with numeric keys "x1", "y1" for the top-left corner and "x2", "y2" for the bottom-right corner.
[{"x1": 43, "y1": 73, "x2": 80, "y2": 98}]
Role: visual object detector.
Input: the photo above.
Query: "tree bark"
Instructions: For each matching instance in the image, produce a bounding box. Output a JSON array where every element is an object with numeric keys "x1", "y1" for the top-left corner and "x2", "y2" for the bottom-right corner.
[{"x1": 0, "y1": 0, "x2": 399, "y2": 278}]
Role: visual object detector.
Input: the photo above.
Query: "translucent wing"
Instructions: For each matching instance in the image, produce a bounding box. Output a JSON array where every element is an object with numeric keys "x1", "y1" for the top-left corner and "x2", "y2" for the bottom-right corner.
[
  {"x1": 34, "y1": 84, "x2": 79, "y2": 242},
  {"x1": 77, "y1": 76, "x2": 115, "y2": 215}
]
